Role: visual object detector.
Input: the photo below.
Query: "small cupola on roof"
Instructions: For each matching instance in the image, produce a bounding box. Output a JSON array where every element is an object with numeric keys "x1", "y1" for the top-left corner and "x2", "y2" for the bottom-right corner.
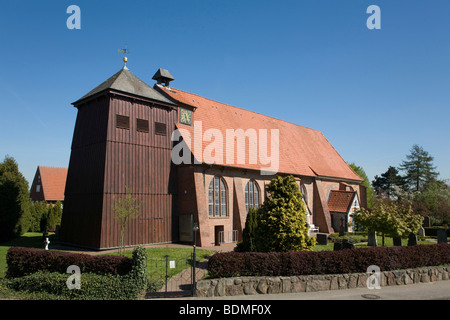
[{"x1": 152, "y1": 68, "x2": 174, "y2": 87}]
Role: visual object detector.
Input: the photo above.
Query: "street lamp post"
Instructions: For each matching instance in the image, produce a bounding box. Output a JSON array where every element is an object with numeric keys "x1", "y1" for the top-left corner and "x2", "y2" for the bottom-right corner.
[{"x1": 192, "y1": 222, "x2": 199, "y2": 296}]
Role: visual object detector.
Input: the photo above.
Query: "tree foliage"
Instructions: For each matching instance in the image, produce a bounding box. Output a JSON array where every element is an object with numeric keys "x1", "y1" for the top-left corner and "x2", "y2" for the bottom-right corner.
[
  {"x1": 412, "y1": 179, "x2": 450, "y2": 224},
  {"x1": 400, "y1": 144, "x2": 438, "y2": 192},
  {"x1": 0, "y1": 156, "x2": 32, "y2": 241},
  {"x1": 353, "y1": 201, "x2": 423, "y2": 245},
  {"x1": 372, "y1": 166, "x2": 405, "y2": 200},
  {"x1": 241, "y1": 175, "x2": 316, "y2": 252},
  {"x1": 372, "y1": 145, "x2": 449, "y2": 225},
  {"x1": 113, "y1": 186, "x2": 141, "y2": 255},
  {"x1": 348, "y1": 162, "x2": 376, "y2": 209},
  {"x1": 240, "y1": 207, "x2": 259, "y2": 252},
  {"x1": 48, "y1": 201, "x2": 63, "y2": 231}
]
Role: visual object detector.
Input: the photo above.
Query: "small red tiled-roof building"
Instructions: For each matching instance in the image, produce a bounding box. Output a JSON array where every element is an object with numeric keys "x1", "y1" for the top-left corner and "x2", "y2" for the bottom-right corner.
[
  {"x1": 30, "y1": 166, "x2": 68, "y2": 204},
  {"x1": 327, "y1": 189, "x2": 360, "y2": 233},
  {"x1": 60, "y1": 63, "x2": 367, "y2": 250}
]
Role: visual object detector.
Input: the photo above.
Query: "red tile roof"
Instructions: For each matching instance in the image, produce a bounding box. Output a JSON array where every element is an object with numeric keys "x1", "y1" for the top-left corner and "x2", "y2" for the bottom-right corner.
[
  {"x1": 38, "y1": 166, "x2": 68, "y2": 201},
  {"x1": 328, "y1": 190, "x2": 356, "y2": 213},
  {"x1": 157, "y1": 85, "x2": 362, "y2": 182}
]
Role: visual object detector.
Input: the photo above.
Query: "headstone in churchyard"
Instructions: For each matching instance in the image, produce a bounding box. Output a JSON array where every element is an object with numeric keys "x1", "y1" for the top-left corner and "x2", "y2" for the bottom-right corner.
[
  {"x1": 393, "y1": 236, "x2": 402, "y2": 246},
  {"x1": 418, "y1": 226, "x2": 425, "y2": 237},
  {"x1": 368, "y1": 230, "x2": 377, "y2": 247},
  {"x1": 342, "y1": 238, "x2": 354, "y2": 249},
  {"x1": 437, "y1": 229, "x2": 448, "y2": 244},
  {"x1": 407, "y1": 233, "x2": 417, "y2": 246},
  {"x1": 422, "y1": 216, "x2": 431, "y2": 228},
  {"x1": 316, "y1": 233, "x2": 328, "y2": 245}
]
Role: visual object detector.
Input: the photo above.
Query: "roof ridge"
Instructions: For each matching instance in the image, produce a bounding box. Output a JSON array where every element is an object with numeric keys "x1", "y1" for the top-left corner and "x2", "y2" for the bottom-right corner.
[
  {"x1": 38, "y1": 165, "x2": 67, "y2": 169},
  {"x1": 159, "y1": 84, "x2": 321, "y2": 133}
]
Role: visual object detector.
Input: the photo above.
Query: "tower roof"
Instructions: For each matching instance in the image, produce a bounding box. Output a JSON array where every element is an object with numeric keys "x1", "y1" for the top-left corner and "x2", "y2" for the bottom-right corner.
[{"x1": 73, "y1": 67, "x2": 176, "y2": 106}]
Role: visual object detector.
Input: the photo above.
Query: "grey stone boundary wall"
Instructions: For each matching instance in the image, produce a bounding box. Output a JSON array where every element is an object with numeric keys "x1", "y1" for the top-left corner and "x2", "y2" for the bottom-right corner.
[{"x1": 195, "y1": 265, "x2": 450, "y2": 297}]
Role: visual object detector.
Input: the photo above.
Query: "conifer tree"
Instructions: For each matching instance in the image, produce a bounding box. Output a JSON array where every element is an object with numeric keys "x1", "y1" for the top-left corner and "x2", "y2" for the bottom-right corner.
[
  {"x1": 256, "y1": 175, "x2": 316, "y2": 252},
  {"x1": 241, "y1": 207, "x2": 259, "y2": 252},
  {"x1": 0, "y1": 155, "x2": 32, "y2": 241},
  {"x1": 372, "y1": 166, "x2": 405, "y2": 200},
  {"x1": 400, "y1": 145, "x2": 438, "y2": 192}
]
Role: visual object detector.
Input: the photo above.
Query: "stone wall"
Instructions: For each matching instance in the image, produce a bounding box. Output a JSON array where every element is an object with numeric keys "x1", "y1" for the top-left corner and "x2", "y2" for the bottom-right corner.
[{"x1": 195, "y1": 265, "x2": 450, "y2": 297}]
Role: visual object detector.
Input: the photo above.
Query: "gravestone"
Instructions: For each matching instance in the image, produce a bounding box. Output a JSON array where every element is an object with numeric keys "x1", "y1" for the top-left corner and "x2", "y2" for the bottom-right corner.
[
  {"x1": 333, "y1": 238, "x2": 354, "y2": 251},
  {"x1": 367, "y1": 231, "x2": 377, "y2": 247},
  {"x1": 316, "y1": 233, "x2": 328, "y2": 245},
  {"x1": 393, "y1": 236, "x2": 402, "y2": 246},
  {"x1": 418, "y1": 226, "x2": 425, "y2": 237},
  {"x1": 437, "y1": 229, "x2": 448, "y2": 244},
  {"x1": 342, "y1": 238, "x2": 354, "y2": 249},
  {"x1": 422, "y1": 216, "x2": 431, "y2": 228},
  {"x1": 407, "y1": 233, "x2": 418, "y2": 246}
]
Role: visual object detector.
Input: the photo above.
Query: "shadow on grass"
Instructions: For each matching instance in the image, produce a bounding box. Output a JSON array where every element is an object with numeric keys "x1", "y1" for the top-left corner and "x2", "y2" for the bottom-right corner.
[{"x1": 0, "y1": 232, "x2": 50, "y2": 249}]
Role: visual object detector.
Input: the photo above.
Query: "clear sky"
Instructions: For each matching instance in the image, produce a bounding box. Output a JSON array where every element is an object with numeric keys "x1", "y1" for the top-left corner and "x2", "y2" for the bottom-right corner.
[{"x1": 0, "y1": 0, "x2": 449, "y2": 186}]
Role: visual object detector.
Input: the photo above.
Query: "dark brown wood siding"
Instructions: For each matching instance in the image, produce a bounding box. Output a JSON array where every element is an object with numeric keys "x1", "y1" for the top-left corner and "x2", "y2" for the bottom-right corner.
[
  {"x1": 99, "y1": 95, "x2": 177, "y2": 248},
  {"x1": 60, "y1": 95, "x2": 110, "y2": 249},
  {"x1": 61, "y1": 92, "x2": 178, "y2": 249}
]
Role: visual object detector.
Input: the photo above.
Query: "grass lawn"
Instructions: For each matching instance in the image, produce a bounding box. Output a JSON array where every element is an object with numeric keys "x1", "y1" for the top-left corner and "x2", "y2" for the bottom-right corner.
[
  {"x1": 0, "y1": 232, "x2": 48, "y2": 278},
  {"x1": 107, "y1": 246, "x2": 214, "y2": 290}
]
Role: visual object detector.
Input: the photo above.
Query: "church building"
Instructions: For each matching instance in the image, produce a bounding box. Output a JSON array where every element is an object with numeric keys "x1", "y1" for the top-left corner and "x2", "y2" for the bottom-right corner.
[{"x1": 59, "y1": 59, "x2": 366, "y2": 250}]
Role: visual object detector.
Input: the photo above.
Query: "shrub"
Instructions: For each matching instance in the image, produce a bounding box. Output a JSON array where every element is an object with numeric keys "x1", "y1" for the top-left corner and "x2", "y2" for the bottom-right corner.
[
  {"x1": 7, "y1": 271, "x2": 127, "y2": 300},
  {"x1": 208, "y1": 244, "x2": 450, "y2": 278},
  {"x1": 240, "y1": 176, "x2": 316, "y2": 253},
  {"x1": 6, "y1": 247, "x2": 132, "y2": 278},
  {"x1": 6, "y1": 246, "x2": 147, "y2": 300}
]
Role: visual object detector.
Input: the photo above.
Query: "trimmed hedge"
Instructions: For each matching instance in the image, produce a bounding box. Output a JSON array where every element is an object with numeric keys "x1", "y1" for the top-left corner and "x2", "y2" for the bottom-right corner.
[
  {"x1": 6, "y1": 247, "x2": 132, "y2": 278},
  {"x1": 208, "y1": 244, "x2": 450, "y2": 278},
  {"x1": 6, "y1": 246, "x2": 147, "y2": 300},
  {"x1": 424, "y1": 227, "x2": 450, "y2": 237}
]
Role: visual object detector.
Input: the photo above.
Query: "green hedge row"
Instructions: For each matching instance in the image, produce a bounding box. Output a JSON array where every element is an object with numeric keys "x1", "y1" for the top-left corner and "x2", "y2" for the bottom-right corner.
[
  {"x1": 6, "y1": 246, "x2": 132, "y2": 278},
  {"x1": 208, "y1": 244, "x2": 450, "y2": 278},
  {"x1": 6, "y1": 247, "x2": 147, "y2": 300}
]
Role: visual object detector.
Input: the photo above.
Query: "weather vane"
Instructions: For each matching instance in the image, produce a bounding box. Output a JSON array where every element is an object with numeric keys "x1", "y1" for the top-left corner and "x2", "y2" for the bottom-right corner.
[{"x1": 118, "y1": 45, "x2": 129, "y2": 69}]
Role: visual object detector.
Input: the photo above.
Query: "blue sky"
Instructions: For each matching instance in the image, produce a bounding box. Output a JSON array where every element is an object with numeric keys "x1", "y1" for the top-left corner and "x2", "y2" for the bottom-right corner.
[{"x1": 0, "y1": 0, "x2": 449, "y2": 186}]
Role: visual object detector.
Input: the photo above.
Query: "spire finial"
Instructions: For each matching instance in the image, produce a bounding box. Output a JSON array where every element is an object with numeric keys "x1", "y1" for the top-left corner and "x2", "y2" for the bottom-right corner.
[{"x1": 118, "y1": 45, "x2": 129, "y2": 69}]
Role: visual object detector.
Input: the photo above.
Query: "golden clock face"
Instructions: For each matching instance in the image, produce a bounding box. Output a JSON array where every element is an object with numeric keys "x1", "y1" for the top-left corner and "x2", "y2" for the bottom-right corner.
[{"x1": 179, "y1": 108, "x2": 193, "y2": 125}]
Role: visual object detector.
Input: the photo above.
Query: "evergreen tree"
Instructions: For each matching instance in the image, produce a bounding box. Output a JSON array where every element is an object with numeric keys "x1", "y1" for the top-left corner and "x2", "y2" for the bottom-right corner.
[
  {"x1": 256, "y1": 175, "x2": 316, "y2": 252},
  {"x1": 30, "y1": 201, "x2": 46, "y2": 232},
  {"x1": 372, "y1": 166, "x2": 405, "y2": 199},
  {"x1": 39, "y1": 201, "x2": 50, "y2": 233},
  {"x1": 48, "y1": 201, "x2": 63, "y2": 231},
  {"x1": 0, "y1": 155, "x2": 32, "y2": 241},
  {"x1": 241, "y1": 207, "x2": 259, "y2": 252},
  {"x1": 399, "y1": 145, "x2": 438, "y2": 192}
]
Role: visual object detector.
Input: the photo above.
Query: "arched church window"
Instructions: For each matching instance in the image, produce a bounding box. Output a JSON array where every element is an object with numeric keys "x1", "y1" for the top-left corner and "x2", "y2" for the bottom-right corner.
[
  {"x1": 245, "y1": 179, "x2": 260, "y2": 212},
  {"x1": 208, "y1": 176, "x2": 227, "y2": 217}
]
